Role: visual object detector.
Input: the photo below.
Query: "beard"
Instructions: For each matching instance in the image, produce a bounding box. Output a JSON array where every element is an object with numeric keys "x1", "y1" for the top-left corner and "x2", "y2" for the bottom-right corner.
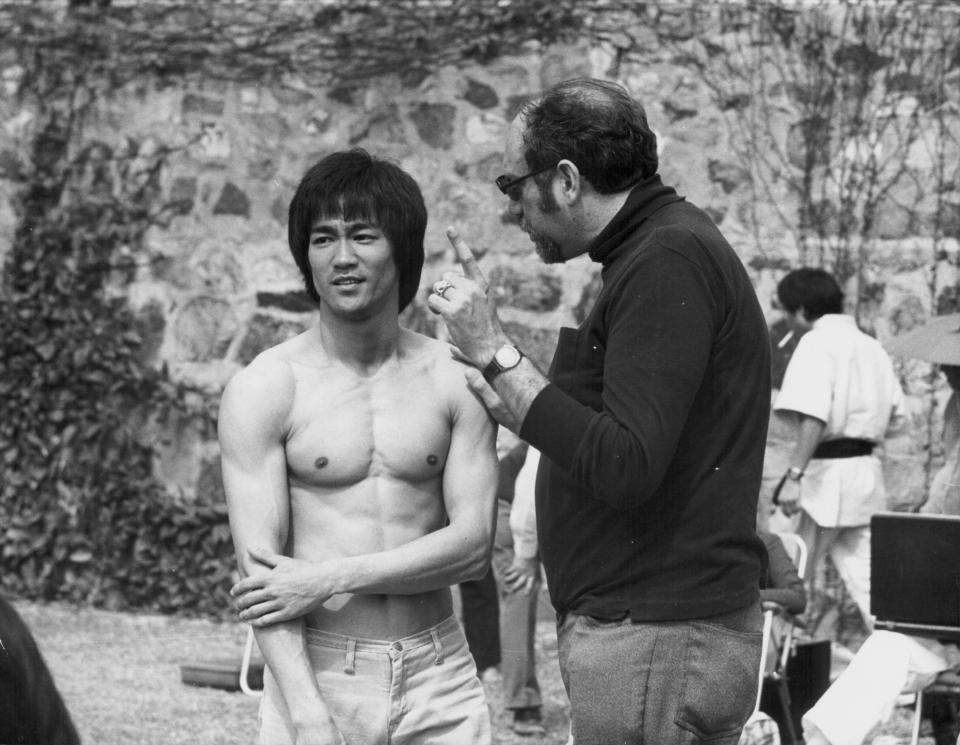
[
  {"x1": 530, "y1": 232, "x2": 563, "y2": 264},
  {"x1": 527, "y1": 180, "x2": 564, "y2": 264}
]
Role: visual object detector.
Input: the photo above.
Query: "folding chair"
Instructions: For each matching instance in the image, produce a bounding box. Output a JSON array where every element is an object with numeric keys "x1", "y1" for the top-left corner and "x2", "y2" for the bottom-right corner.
[
  {"x1": 239, "y1": 625, "x2": 264, "y2": 698},
  {"x1": 910, "y1": 668, "x2": 960, "y2": 745},
  {"x1": 753, "y1": 533, "x2": 808, "y2": 745}
]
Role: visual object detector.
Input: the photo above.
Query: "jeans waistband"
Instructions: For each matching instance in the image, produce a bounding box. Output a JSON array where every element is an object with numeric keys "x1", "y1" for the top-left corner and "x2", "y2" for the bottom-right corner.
[
  {"x1": 304, "y1": 615, "x2": 459, "y2": 673},
  {"x1": 304, "y1": 614, "x2": 460, "y2": 653},
  {"x1": 812, "y1": 438, "x2": 875, "y2": 459}
]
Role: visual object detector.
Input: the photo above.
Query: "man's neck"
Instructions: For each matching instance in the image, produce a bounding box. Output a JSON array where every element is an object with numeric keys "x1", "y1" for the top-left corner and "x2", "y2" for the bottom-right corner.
[
  {"x1": 315, "y1": 311, "x2": 401, "y2": 374},
  {"x1": 576, "y1": 190, "x2": 633, "y2": 248}
]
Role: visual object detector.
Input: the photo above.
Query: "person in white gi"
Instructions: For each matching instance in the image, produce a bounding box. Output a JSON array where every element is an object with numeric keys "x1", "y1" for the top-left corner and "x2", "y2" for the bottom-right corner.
[
  {"x1": 772, "y1": 267, "x2": 904, "y2": 629},
  {"x1": 801, "y1": 345, "x2": 960, "y2": 745}
]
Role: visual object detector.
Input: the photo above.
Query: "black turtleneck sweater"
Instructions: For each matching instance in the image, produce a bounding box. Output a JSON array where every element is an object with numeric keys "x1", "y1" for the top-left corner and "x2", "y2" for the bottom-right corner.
[{"x1": 519, "y1": 176, "x2": 770, "y2": 621}]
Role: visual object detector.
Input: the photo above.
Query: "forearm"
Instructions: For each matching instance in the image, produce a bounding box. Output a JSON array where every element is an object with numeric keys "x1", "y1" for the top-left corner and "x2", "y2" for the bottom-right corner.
[
  {"x1": 328, "y1": 522, "x2": 491, "y2": 596},
  {"x1": 488, "y1": 357, "x2": 549, "y2": 434},
  {"x1": 789, "y1": 415, "x2": 826, "y2": 471},
  {"x1": 255, "y1": 621, "x2": 332, "y2": 727},
  {"x1": 760, "y1": 587, "x2": 806, "y2": 615}
]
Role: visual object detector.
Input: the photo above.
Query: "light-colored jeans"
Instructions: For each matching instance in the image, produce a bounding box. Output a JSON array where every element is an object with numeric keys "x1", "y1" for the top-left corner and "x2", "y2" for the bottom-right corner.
[
  {"x1": 558, "y1": 601, "x2": 762, "y2": 745},
  {"x1": 258, "y1": 615, "x2": 491, "y2": 745}
]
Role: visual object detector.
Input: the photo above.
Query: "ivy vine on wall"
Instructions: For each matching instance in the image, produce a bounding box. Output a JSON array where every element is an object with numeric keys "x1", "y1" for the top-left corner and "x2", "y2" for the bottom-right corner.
[{"x1": 0, "y1": 42, "x2": 235, "y2": 617}]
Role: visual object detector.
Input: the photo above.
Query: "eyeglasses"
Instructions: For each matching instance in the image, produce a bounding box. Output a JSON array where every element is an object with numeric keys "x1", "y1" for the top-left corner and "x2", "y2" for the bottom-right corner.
[{"x1": 495, "y1": 164, "x2": 556, "y2": 202}]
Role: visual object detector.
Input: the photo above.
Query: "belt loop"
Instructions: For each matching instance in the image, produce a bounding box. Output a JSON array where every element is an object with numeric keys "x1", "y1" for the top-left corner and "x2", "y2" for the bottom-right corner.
[
  {"x1": 430, "y1": 629, "x2": 444, "y2": 665},
  {"x1": 343, "y1": 638, "x2": 357, "y2": 674}
]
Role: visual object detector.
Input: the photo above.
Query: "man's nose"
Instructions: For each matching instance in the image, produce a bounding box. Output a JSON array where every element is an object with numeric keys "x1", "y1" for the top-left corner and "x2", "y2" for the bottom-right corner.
[{"x1": 333, "y1": 239, "x2": 358, "y2": 265}]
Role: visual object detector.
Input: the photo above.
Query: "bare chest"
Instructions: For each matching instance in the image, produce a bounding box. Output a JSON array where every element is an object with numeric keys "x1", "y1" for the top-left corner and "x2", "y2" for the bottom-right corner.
[{"x1": 284, "y1": 365, "x2": 451, "y2": 488}]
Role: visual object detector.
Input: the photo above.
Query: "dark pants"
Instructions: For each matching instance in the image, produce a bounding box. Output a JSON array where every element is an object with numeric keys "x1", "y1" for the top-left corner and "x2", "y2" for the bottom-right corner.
[{"x1": 459, "y1": 567, "x2": 500, "y2": 672}]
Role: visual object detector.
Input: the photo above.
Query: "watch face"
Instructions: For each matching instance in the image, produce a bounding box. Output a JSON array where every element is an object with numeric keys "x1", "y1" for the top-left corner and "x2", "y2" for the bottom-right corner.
[{"x1": 495, "y1": 345, "x2": 521, "y2": 368}]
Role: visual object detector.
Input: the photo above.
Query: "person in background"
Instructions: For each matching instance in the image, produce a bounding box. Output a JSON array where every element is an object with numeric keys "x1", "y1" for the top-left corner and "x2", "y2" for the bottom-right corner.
[
  {"x1": 758, "y1": 530, "x2": 807, "y2": 617},
  {"x1": 460, "y1": 429, "x2": 545, "y2": 736},
  {"x1": 773, "y1": 267, "x2": 905, "y2": 629},
  {"x1": 459, "y1": 568, "x2": 501, "y2": 681},
  {"x1": 801, "y1": 362, "x2": 960, "y2": 745},
  {"x1": 430, "y1": 77, "x2": 770, "y2": 745},
  {"x1": 0, "y1": 594, "x2": 82, "y2": 745},
  {"x1": 737, "y1": 530, "x2": 808, "y2": 745}
]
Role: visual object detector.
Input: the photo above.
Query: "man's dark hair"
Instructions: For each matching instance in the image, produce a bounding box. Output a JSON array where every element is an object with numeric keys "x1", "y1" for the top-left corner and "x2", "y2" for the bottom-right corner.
[
  {"x1": 776, "y1": 267, "x2": 844, "y2": 320},
  {"x1": 519, "y1": 78, "x2": 658, "y2": 194},
  {"x1": 288, "y1": 148, "x2": 426, "y2": 312}
]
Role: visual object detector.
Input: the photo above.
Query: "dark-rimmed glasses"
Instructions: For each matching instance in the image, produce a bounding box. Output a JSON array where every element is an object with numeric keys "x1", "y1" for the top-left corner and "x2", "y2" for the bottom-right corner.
[{"x1": 495, "y1": 164, "x2": 556, "y2": 202}]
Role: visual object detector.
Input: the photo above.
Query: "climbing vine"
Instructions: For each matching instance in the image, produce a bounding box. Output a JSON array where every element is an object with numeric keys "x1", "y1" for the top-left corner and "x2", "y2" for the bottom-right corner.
[{"x1": 0, "y1": 34, "x2": 236, "y2": 615}]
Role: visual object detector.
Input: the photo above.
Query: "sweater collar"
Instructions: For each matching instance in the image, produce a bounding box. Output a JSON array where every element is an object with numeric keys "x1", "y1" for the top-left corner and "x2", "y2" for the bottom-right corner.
[{"x1": 586, "y1": 174, "x2": 684, "y2": 266}]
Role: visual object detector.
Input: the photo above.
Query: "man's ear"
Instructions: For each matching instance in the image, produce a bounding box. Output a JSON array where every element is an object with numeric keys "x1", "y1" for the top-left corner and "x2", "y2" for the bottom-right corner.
[{"x1": 556, "y1": 159, "x2": 581, "y2": 204}]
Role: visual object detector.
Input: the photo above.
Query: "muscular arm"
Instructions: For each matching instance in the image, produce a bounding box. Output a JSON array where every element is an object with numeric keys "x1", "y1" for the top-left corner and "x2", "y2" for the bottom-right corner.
[
  {"x1": 233, "y1": 360, "x2": 499, "y2": 625},
  {"x1": 219, "y1": 359, "x2": 341, "y2": 740}
]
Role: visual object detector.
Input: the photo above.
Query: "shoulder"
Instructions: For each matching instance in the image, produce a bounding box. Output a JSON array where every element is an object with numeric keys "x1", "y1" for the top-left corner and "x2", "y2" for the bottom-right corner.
[
  {"x1": 221, "y1": 345, "x2": 297, "y2": 426},
  {"x1": 399, "y1": 330, "x2": 491, "y2": 416},
  {"x1": 399, "y1": 329, "x2": 466, "y2": 380}
]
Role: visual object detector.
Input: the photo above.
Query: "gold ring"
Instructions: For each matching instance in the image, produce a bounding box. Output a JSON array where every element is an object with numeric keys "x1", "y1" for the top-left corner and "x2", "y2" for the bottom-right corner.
[{"x1": 434, "y1": 280, "x2": 453, "y2": 299}]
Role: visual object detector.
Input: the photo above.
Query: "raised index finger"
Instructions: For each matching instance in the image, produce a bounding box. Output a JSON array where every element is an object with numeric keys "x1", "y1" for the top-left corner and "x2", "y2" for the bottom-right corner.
[{"x1": 445, "y1": 226, "x2": 484, "y2": 282}]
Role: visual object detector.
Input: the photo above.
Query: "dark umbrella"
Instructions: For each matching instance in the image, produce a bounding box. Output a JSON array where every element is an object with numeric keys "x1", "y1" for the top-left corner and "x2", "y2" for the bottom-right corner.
[{"x1": 885, "y1": 313, "x2": 960, "y2": 365}]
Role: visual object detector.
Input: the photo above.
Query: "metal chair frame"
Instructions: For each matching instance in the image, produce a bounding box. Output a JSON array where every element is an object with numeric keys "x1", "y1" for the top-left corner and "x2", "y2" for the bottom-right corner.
[
  {"x1": 240, "y1": 626, "x2": 263, "y2": 698},
  {"x1": 753, "y1": 532, "x2": 808, "y2": 745}
]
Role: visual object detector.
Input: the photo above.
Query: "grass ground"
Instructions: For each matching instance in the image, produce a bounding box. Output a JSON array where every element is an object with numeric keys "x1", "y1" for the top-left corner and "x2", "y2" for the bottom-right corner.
[
  {"x1": 12, "y1": 598, "x2": 571, "y2": 745},
  {"x1": 11, "y1": 598, "x2": 937, "y2": 745}
]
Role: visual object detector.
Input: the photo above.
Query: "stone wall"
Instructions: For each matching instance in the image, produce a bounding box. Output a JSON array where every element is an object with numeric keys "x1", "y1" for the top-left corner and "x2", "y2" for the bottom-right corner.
[{"x1": 1, "y1": 2, "x2": 958, "y2": 516}]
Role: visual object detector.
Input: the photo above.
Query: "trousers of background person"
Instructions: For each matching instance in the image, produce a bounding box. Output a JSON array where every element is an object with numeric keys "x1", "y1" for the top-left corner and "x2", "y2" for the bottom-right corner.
[
  {"x1": 803, "y1": 631, "x2": 960, "y2": 745},
  {"x1": 459, "y1": 567, "x2": 501, "y2": 675},
  {"x1": 491, "y1": 496, "x2": 542, "y2": 713}
]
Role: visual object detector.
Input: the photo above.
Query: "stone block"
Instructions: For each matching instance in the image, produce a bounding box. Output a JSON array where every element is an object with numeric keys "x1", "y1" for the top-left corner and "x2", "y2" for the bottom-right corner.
[
  {"x1": 541, "y1": 47, "x2": 592, "y2": 89},
  {"x1": 488, "y1": 264, "x2": 563, "y2": 313},
  {"x1": 505, "y1": 94, "x2": 531, "y2": 122},
  {"x1": 235, "y1": 315, "x2": 306, "y2": 365},
  {"x1": 464, "y1": 77, "x2": 499, "y2": 110},
  {"x1": 873, "y1": 199, "x2": 913, "y2": 240},
  {"x1": 132, "y1": 300, "x2": 167, "y2": 366},
  {"x1": 786, "y1": 116, "x2": 831, "y2": 169},
  {"x1": 182, "y1": 92, "x2": 225, "y2": 117},
  {"x1": 173, "y1": 297, "x2": 238, "y2": 363},
  {"x1": 256, "y1": 291, "x2": 314, "y2": 313},
  {"x1": 190, "y1": 249, "x2": 245, "y2": 296},
  {"x1": 168, "y1": 176, "x2": 196, "y2": 214},
  {"x1": 195, "y1": 457, "x2": 225, "y2": 504},
  {"x1": 212, "y1": 182, "x2": 251, "y2": 217},
  {"x1": 410, "y1": 102, "x2": 456, "y2": 150},
  {"x1": 707, "y1": 159, "x2": 751, "y2": 194},
  {"x1": 0, "y1": 147, "x2": 21, "y2": 179}
]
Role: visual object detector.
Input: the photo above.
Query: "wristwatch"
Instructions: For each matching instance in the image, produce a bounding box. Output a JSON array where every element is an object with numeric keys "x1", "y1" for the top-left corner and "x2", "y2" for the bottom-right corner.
[
  {"x1": 482, "y1": 344, "x2": 523, "y2": 384},
  {"x1": 786, "y1": 466, "x2": 804, "y2": 481}
]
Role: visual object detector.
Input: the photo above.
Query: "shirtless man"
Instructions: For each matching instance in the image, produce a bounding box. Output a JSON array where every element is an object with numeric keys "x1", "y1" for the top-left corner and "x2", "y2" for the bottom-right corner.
[{"x1": 219, "y1": 149, "x2": 498, "y2": 745}]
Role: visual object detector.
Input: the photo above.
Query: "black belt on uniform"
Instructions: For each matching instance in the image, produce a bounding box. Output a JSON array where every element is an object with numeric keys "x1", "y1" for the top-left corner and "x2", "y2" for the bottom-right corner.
[{"x1": 812, "y1": 438, "x2": 875, "y2": 459}]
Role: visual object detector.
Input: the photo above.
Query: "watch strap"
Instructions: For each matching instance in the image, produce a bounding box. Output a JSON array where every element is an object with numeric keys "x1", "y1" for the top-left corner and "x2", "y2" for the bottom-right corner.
[{"x1": 482, "y1": 345, "x2": 522, "y2": 384}]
